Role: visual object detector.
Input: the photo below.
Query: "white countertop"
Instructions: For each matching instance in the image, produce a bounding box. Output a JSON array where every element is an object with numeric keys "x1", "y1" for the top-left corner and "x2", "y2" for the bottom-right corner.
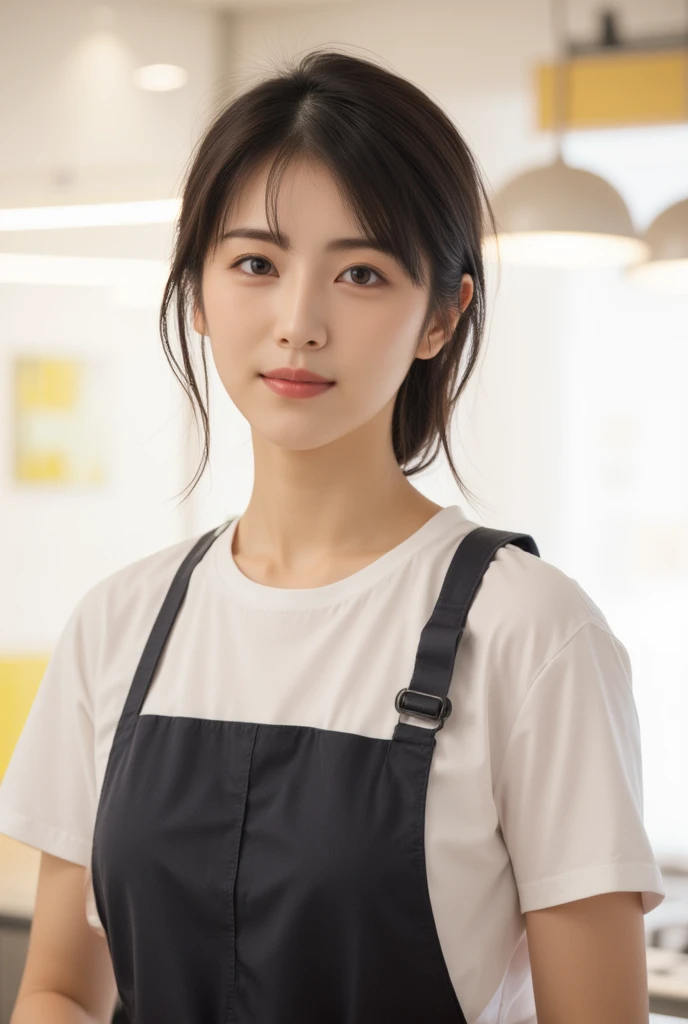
[{"x1": 647, "y1": 947, "x2": 688, "y2": 1008}]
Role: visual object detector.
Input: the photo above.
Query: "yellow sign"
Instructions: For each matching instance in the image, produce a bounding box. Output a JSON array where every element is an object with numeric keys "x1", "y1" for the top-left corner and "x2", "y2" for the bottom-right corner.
[
  {"x1": 537, "y1": 48, "x2": 688, "y2": 130},
  {"x1": 0, "y1": 657, "x2": 48, "y2": 780}
]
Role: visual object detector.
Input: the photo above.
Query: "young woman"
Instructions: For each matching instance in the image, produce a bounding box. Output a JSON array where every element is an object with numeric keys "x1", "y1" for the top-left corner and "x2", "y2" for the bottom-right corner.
[{"x1": 2, "y1": 49, "x2": 664, "y2": 1024}]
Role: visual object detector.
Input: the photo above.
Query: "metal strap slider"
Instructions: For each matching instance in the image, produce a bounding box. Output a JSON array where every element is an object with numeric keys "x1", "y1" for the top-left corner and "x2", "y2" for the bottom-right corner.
[{"x1": 395, "y1": 688, "x2": 453, "y2": 730}]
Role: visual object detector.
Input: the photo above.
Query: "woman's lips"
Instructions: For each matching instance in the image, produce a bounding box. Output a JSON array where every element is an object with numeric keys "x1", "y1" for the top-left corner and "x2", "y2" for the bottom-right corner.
[{"x1": 260, "y1": 375, "x2": 335, "y2": 399}]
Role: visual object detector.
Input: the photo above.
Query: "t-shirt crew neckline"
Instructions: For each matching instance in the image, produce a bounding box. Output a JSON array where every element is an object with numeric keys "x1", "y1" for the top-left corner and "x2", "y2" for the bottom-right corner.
[{"x1": 211, "y1": 504, "x2": 467, "y2": 610}]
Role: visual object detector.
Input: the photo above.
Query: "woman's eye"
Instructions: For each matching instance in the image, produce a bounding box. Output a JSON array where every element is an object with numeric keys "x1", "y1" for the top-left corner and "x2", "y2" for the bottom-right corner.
[
  {"x1": 230, "y1": 256, "x2": 383, "y2": 287},
  {"x1": 232, "y1": 256, "x2": 273, "y2": 276},
  {"x1": 341, "y1": 265, "x2": 383, "y2": 287}
]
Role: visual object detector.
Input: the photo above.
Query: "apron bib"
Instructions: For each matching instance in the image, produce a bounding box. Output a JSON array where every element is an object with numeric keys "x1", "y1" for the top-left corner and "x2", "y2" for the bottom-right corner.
[{"x1": 92, "y1": 518, "x2": 539, "y2": 1023}]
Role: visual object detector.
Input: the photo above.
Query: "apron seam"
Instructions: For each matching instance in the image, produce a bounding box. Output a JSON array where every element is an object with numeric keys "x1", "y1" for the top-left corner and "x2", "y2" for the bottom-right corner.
[{"x1": 224, "y1": 723, "x2": 258, "y2": 1024}]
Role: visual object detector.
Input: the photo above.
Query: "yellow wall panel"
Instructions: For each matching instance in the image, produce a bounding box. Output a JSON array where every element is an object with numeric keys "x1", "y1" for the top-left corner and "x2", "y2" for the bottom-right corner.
[
  {"x1": 537, "y1": 48, "x2": 688, "y2": 129},
  {"x1": 0, "y1": 657, "x2": 49, "y2": 779}
]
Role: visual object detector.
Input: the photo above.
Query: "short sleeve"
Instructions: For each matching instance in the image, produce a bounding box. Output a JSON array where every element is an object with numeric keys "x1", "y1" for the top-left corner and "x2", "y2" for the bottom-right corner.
[
  {"x1": 0, "y1": 592, "x2": 97, "y2": 866},
  {"x1": 493, "y1": 620, "x2": 665, "y2": 915}
]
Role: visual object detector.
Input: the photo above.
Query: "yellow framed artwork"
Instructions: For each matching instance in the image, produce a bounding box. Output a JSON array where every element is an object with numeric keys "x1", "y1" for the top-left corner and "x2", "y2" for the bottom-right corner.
[{"x1": 13, "y1": 356, "x2": 107, "y2": 485}]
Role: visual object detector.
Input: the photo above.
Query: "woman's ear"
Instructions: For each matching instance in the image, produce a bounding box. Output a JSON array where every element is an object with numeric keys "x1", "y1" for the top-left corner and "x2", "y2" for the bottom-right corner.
[
  {"x1": 415, "y1": 311, "x2": 458, "y2": 361},
  {"x1": 458, "y1": 273, "x2": 474, "y2": 314},
  {"x1": 416, "y1": 273, "x2": 473, "y2": 361}
]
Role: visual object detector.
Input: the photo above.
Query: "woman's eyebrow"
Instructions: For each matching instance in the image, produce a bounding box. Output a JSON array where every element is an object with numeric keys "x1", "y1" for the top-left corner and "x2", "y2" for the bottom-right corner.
[{"x1": 221, "y1": 227, "x2": 395, "y2": 259}]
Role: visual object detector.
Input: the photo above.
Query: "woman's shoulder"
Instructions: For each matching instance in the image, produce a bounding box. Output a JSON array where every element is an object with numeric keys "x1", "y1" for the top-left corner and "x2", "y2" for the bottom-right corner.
[
  {"x1": 69, "y1": 530, "x2": 211, "y2": 662},
  {"x1": 466, "y1": 525, "x2": 613, "y2": 640},
  {"x1": 457, "y1": 523, "x2": 621, "y2": 703}
]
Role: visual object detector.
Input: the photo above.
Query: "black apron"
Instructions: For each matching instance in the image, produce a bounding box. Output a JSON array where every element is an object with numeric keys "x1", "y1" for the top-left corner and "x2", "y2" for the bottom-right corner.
[{"x1": 92, "y1": 518, "x2": 539, "y2": 1023}]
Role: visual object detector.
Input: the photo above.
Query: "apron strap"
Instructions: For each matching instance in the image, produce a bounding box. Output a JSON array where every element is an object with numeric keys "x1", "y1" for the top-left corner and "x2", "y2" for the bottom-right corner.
[
  {"x1": 119, "y1": 518, "x2": 235, "y2": 725},
  {"x1": 394, "y1": 527, "x2": 540, "y2": 736}
]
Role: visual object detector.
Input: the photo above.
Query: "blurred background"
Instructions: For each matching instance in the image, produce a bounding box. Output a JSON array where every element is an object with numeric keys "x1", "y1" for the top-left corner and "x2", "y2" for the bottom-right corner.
[{"x1": 0, "y1": 0, "x2": 687, "y2": 1019}]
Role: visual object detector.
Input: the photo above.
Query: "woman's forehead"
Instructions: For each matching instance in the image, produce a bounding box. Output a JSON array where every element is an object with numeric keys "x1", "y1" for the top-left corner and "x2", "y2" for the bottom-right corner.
[{"x1": 224, "y1": 156, "x2": 352, "y2": 228}]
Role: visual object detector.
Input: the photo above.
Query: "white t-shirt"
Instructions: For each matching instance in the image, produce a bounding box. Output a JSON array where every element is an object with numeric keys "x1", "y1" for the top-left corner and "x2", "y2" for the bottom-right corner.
[{"x1": 0, "y1": 504, "x2": 665, "y2": 1024}]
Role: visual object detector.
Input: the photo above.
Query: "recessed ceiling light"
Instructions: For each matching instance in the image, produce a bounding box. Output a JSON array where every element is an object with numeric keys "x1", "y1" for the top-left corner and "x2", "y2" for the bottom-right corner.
[{"x1": 133, "y1": 63, "x2": 188, "y2": 92}]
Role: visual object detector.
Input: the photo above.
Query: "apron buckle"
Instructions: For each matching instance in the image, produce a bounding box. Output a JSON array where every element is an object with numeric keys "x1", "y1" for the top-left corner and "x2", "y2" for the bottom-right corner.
[{"x1": 394, "y1": 688, "x2": 453, "y2": 730}]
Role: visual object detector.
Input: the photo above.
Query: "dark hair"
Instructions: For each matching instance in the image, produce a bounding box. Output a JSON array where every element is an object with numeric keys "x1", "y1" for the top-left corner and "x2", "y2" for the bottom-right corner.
[{"x1": 160, "y1": 47, "x2": 498, "y2": 512}]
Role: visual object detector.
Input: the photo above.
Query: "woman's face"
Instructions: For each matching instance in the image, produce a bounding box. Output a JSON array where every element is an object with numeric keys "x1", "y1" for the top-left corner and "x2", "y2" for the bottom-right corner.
[{"x1": 194, "y1": 156, "x2": 472, "y2": 454}]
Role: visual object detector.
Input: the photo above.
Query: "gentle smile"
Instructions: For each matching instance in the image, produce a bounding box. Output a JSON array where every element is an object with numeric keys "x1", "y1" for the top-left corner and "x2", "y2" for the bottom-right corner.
[{"x1": 260, "y1": 375, "x2": 336, "y2": 399}]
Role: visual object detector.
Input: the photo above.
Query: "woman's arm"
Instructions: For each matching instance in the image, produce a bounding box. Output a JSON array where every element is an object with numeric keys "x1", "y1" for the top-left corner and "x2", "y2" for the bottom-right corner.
[
  {"x1": 525, "y1": 890, "x2": 649, "y2": 1023},
  {"x1": 11, "y1": 852, "x2": 119, "y2": 1024},
  {"x1": 11, "y1": 991, "x2": 104, "y2": 1023}
]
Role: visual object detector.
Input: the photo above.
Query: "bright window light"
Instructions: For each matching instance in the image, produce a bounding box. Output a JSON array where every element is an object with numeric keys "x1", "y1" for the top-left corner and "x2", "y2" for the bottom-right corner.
[
  {"x1": 0, "y1": 199, "x2": 181, "y2": 231},
  {"x1": 0, "y1": 253, "x2": 169, "y2": 307},
  {"x1": 0, "y1": 252, "x2": 168, "y2": 286}
]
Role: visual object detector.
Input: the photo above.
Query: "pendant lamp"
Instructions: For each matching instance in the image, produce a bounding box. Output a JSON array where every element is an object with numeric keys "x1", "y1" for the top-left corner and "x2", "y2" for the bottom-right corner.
[
  {"x1": 483, "y1": 0, "x2": 647, "y2": 269},
  {"x1": 625, "y1": 1, "x2": 688, "y2": 295},
  {"x1": 626, "y1": 197, "x2": 688, "y2": 294}
]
